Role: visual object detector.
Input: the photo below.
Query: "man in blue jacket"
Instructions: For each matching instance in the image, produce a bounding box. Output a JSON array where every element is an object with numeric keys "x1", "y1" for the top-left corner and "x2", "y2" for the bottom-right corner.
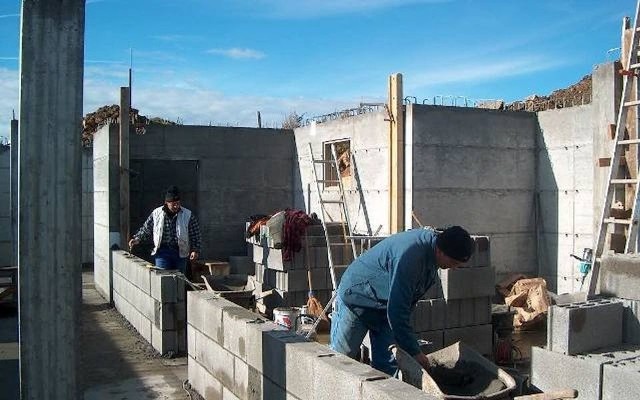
[{"x1": 330, "y1": 226, "x2": 473, "y2": 375}]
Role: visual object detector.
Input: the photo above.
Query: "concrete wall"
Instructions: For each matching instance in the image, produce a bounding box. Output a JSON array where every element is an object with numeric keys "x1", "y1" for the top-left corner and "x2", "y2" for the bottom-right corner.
[
  {"x1": 93, "y1": 124, "x2": 121, "y2": 301},
  {"x1": 537, "y1": 105, "x2": 594, "y2": 293},
  {"x1": 82, "y1": 148, "x2": 93, "y2": 265},
  {"x1": 0, "y1": 147, "x2": 11, "y2": 265},
  {"x1": 130, "y1": 124, "x2": 295, "y2": 260},
  {"x1": 293, "y1": 112, "x2": 390, "y2": 235},
  {"x1": 187, "y1": 290, "x2": 435, "y2": 400},
  {"x1": 112, "y1": 250, "x2": 186, "y2": 355},
  {"x1": 406, "y1": 105, "x2": 539, "y2": 279}
]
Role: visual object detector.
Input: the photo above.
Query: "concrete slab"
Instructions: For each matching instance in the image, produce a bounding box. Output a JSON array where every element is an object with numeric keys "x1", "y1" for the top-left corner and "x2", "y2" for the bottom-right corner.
[
  {"x1": 599, "y1": 254, "x2": 640, "y2": 300},
  {"x1": 601, "y1": 356, "x2": 640, "y2": 400}
]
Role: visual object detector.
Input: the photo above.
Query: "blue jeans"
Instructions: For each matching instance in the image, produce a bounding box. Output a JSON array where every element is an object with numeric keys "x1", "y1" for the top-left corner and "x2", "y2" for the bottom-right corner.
[
  {"x1": 330, "y1": 296, "x2": 397, "y2": 375},
  {"x1": 154, "y1": 247, "x2": 187, "y2": 275}
]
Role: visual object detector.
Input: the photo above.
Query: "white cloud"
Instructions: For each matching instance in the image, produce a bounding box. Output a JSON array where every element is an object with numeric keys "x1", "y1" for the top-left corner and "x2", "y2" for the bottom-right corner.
[
  {"x1": 0, "y1": 14, "x2": 18, "y2": 19},
  {"x1": 407, "y1": 55, "x2": 568, "y2": 92},
  {"x1": 206, "y1": 48, "x2": 266, "y2": 60}
]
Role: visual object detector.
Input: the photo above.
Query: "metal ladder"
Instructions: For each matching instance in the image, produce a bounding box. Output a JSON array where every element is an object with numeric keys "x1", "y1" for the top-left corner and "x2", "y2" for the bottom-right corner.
[
  {"x1": 590, "y1": 0, "x2": 640, "y2": 295},
  {"x1": 308, "y1": 142, "x2": 357, "y2": 291}
]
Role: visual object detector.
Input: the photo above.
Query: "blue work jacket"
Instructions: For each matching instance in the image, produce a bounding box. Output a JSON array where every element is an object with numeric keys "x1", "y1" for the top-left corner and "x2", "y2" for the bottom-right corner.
[{"x1": 337, "y1": 228, "x2": 439, "y2": 356}]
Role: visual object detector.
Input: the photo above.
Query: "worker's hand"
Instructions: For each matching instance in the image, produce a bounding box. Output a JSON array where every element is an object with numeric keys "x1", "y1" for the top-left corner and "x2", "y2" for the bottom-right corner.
[
  {"x1": 414, "y1": 352, "x2": 431, "y2": 371},
  {"x1": 128, "y1": 238, "x2": 139, "y2": 250},
  {"x1": 189, "y1": 251, "x2": 198, "y2": 261}
]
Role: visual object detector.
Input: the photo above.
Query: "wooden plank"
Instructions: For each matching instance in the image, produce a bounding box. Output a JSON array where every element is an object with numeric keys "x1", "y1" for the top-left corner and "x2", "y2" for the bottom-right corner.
[{"x1": 388, "y1": 73, "x2": 404, "y2": 233}]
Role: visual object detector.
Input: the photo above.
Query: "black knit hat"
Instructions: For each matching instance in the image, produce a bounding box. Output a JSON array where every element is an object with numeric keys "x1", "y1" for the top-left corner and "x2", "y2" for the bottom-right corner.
[
  {"x1": 436, "y1": 226, "x2": 474, "y2": 262},
  {"x1": 164, "y1": 185, "x2": 180, "y2": 202}
]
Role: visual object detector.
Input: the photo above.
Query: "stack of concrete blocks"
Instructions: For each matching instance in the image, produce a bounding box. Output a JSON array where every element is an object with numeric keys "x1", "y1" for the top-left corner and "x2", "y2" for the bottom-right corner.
[
  {"x1": 410, "y1": 236, "x2": 495, "y2": 356},
  {"x1": 530, "y1": 291, "x2": 640, "y2": 399},
  {"x1": 112, "y1": 250, "x2": 186, "y2": 356},
  {"x1": 248, "y1": 222, "x2": 355, "y2": 311},
  {"x1": 187, "y1": 290, "x2": 439, "y2": 400}
]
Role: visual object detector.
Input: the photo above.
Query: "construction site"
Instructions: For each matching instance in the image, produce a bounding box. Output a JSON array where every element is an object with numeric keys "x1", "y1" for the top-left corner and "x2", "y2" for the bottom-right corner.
[{"x1": 2, "y1": 1, "x2": 640, "y2": 400}]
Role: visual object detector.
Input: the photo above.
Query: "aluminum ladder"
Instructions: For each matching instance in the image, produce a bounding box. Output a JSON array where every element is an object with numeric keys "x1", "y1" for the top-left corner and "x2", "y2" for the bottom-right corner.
[
  {"x1": 590, "y1": 0, "x2": 640, "y2": 295},
  {"x1": 308, "y1": 142, "x2": 358, "y2": 291}
]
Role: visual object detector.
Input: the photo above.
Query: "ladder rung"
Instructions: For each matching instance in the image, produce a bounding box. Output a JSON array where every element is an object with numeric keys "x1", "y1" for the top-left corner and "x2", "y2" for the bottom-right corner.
[
  {"x1": 317, "y1": 180, "x2": 340, "y2": 184},
  {"x1": 313, "y1": 159, "x2": 334, "y2": 164},
  {"x1": 630, "y1": 62, "x2": 640, "y2": 70},
  {"x1": 624, "y1": 100, "x2": 640, "y2": 107},
  {"x1": 611, "y1": 179, "x2": 639, "y2": 184},
  {"x1": 603, "y1": 218, "x2": 634, "y2": 225},
  {"x1": 619, "y1": 139, "x2": 640, "y2": 145},
  {"x1": 321, "y1": 200, "x2": 344, "y2": 204}
]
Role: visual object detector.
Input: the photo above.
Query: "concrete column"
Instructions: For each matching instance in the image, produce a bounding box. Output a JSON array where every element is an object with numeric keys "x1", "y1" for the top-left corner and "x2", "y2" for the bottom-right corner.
[
  {"x1": 18, "y1": 1, "x2": 85, "y2": 399},
  {"x1": 119, "y1": 87, "x2": 130, "y2": 248},
  {"x1": 10, "y1": 118, "x2": 17, "y2": 265}
]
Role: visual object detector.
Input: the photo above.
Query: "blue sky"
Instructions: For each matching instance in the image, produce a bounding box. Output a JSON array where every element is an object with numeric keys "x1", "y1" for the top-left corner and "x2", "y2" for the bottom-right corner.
[{"x1": 0, "y1": 0, "x2": 636, "y2": 136}]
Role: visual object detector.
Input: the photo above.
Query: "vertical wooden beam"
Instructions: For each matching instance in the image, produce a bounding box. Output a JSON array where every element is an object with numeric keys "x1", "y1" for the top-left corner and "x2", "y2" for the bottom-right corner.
[
  {"x1": 119, "y1": 87, "x2": 130, "y2": 248},
  {"x1": 389, "y1": 73, "x2": 405, "y2": 233}
]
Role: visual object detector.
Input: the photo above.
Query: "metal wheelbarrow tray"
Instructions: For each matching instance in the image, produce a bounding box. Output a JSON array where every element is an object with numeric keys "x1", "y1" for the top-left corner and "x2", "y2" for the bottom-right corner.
[{"x1": 395, "y1": 342, "x2": 516, "y2": 400}]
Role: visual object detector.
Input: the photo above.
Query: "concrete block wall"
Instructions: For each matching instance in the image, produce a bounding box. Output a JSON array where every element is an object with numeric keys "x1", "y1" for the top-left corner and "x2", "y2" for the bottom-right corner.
[
  {"x1": 250, "y1": 225, "x2": 354, "y2": 310},
  {"x1": 130, "y1": 124, "x2": 295, "y2": 261},
  {"x1": 187, "y1": 290, "x2": 438, "y2": 400},
  {"x1": 293, "y1": 112, "x2": 390, "y2": 236},
  {"x1": 547, "y1": 299, "x2": 623, "y2": 355},
  {"x1": 530, "y1": 344, "x2": 640, "y2": 400},
  {"x1": 81, "y1": 148, "x2": 93, "y2": 265},
  {"x1": 112, "y1": 250, "x2": 186, "y2": 355},
  {"x1": 406, "y1": 105, "x2": 539, "y2": 282},
  {"x1": 0, "y1": 147, "x2": 11, "y2": 265},
  {"x1": 410, "y1": 236, "x2": 494, "y2": 356}
]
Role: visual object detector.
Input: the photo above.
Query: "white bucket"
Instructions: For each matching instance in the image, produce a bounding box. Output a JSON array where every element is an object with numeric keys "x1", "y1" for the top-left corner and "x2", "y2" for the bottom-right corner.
[{"x1": 273, "y1": 307, "x2": 301, "y2": 331}]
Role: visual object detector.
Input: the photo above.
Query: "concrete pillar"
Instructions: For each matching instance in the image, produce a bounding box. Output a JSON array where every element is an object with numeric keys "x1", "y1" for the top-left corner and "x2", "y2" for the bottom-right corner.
[
  {"x1": 18, "y1": 1, "x2": 85, "y2": 399},
  {"x1": 10, "y1": 118, "x2": 17, "y2": 265},
  {"x1": 119, "y1": 87, "x2": 130, "y2": 248}
]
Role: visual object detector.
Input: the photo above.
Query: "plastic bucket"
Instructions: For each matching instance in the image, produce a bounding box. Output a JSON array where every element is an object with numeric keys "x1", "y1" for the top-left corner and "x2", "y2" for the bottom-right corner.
[{"x1": 273, "y1": 307, "x2": 301, "y2": 331}]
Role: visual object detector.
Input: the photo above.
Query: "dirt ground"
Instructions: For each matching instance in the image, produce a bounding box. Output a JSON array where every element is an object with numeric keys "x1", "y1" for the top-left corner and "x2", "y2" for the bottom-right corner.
[{"x1": 81, "y1": 269, "x2": 192, "y2": 399}]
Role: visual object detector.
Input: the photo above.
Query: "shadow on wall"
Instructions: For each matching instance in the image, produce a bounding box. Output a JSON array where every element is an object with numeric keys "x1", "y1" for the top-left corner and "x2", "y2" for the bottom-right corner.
[{"x1": 536, "y1": 120, "x2": 559, "y2": 293}]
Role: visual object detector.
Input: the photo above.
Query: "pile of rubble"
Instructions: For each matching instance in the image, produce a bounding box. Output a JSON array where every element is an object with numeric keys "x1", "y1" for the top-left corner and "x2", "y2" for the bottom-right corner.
[
  {"x1": 505, "y1": 75, "x2": 592, "y2": 112},
  {"x1": 82, "y1": 105, "x2": 177, "y2": 147}
]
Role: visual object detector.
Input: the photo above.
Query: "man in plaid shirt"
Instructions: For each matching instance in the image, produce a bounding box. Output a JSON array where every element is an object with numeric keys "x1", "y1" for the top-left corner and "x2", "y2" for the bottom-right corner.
[{"x1": 129, "y1": 185, "x2": 201, "y2": 274}]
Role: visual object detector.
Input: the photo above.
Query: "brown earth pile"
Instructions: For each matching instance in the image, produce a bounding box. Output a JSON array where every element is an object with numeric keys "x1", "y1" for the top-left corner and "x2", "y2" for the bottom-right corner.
[
  {"x1": 82, "y1": 105, "x2": 177, "y2": 147},
  {"x1": 506, "y1": 74, "x2": 592, "y2": 111}
]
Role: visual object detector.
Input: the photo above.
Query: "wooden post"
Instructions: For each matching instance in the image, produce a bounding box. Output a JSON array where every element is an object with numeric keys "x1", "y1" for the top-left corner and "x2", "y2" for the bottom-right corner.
[
  {"x1": 388, "y1": 73, "x2": 405, "y2": 234},
  {"x1": 120, "y1": 87, "x2": 130, "y2": 248}
]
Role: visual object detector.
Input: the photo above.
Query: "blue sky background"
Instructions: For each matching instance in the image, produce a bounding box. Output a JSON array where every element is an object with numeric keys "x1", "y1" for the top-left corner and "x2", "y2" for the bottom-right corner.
[{"x1": 0, "y1": 0, "x2": 637, "y2": 136}]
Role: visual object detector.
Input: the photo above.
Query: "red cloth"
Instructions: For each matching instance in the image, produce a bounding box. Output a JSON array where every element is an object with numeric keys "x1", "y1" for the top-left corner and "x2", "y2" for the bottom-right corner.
[{"x1": 282, "y1": 209, "x2": 312, "y2": 261}]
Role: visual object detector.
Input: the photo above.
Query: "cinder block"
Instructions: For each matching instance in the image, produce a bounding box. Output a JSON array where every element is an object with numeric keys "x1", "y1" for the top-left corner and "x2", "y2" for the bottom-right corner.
[
  {"x1": 255, "y1": 262, "x2": 265, "y2": 283},
  {"x1": 151, "y1": 324, "x2": 177, "y2": 356},
  {"x1": 112, "y1": 251, "x2": 151, "y2": 293},
  {"x1": 599, "y1": 254, "x2": 640, "y2": 300},
  {"x1": 444, "y1": 297, "x2": 492, "y2": 328},
  {"x1": 361, "y1": 376, "x2": 439, "y2": 400},
  {"x1": 621, "y1": 298, "x2": 640, "y2": 344},
  {"x1": 264, "y1": 247, "x2": 305, "y2": 271},
  {"x1": 222, "y1": 303, "x2": 264, "y2": 360},
  {"x1": 188, "y1": 356, "x2": 224, "y2": 400},
  {"x1": 232, "y1": 358, "x2": 263, "y2": 400},
  {"x1": 262, "y1": 330, "x2": 309, "y2": 387},
  {"x1": 229, "y1": 256, "x2": 254, "y2": 275},
  {"x1": 531, "y1": 345, "x2": 640, "y2": 400},
  {"x1": 311, "y1": 353, "x2": 389, "y2": 400},
  {"x1": 112, "y1": 273, "x2": 155, "y2": 321},
  {"x1": 275, "y1": 269, "x2": 327, "y2": 292},
  {"x1": 602, "y1": 356, "x2": 640, "y2": 400},
  {"x1": 439, "y1": 267, "x2": 495, "y2": 300},
  {"x1": 222, "y1": 387, "x2": 240, "y2": 400},
  {"x1": 252, "y1": 244, "x2": 264, "y2": 264},
  {"x1": 411, "y1": 299, "x2": 446, "y2": 331},
  {"x1": 465, "y1": 236, "x2": 490, "y2": 268},
  {"x1": 548, "y1": 299, "x2": 623, "y2": 355},
  {"x1": 192, "y1": 329, "x2": 236, "y2": 390},
  {"x1": 113, "y1": 291, "x2": 152, "y2": 344},
  {"x1": 150, "y1": 271, "x2": 178, "y2": 302},
  {"x1": 187, "y1": 291, "x2": 224, "y2": 343},
  {"x1": 285, "y1": 341, "x2": 334, "y2": 400},
  {"x1": 154, "y1": 301, "x2": 176, "y2": 330},
  {"x1": 443, "y1": 324, "x2": 492, "y2": 356}
]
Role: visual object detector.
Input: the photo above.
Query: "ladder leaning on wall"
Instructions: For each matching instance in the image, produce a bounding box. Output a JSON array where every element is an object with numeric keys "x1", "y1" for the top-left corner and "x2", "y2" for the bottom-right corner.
[{"x1": 590, "y1": 0, "x2": 640, "y2": 295}]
